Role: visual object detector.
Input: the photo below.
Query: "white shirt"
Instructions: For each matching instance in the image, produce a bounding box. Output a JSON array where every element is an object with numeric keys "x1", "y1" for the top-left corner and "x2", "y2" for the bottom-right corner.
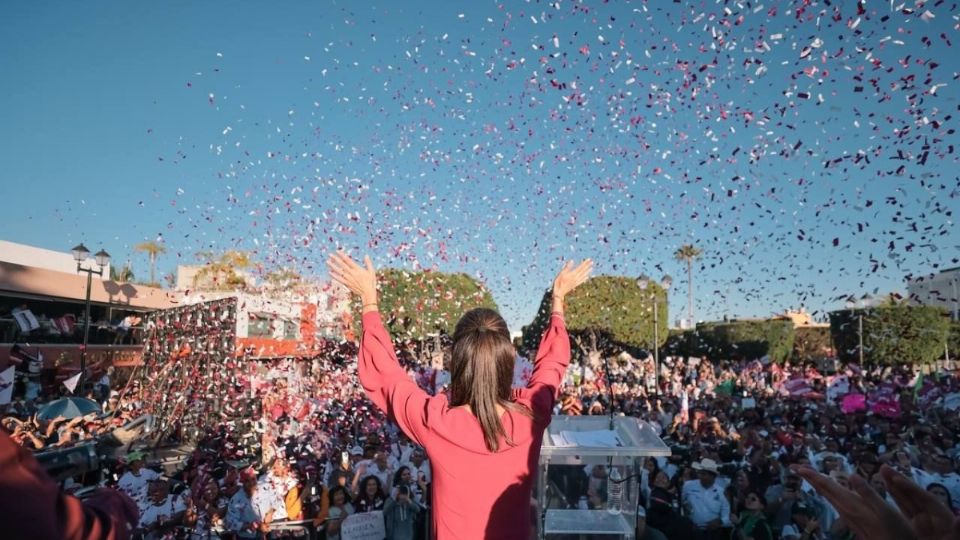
[
  {"x1": 681, "y1": 479, "x2": 730, "y2": 528},
  {"x1": 365, "y1": 462, "x2": 394, "y2": 488},
  {"x1": 225, "y1": 489, "x2": 266, "y2": 539},
  {"x1": 138, "y1": 492, "x2": 188, "y2": 528},
  {"x1": 913, "y1": 468, "x2": 960, "y2": 509},
  {"x1": 388, "y1": 443, "x2": 414, "y2": 469},
  {"x1": 402, "y1": 460, "x2": 432, "y2": 485},
  {"x1": 255, "y1": 473, "x2": 295, "y2": 521},
  {"x1": 118, "y1": 469, "x2": 160, "y2": 505}
]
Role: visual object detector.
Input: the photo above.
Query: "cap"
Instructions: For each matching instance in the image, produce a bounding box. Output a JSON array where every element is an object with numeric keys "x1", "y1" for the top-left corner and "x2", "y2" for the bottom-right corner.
[
  {"x1": 349, "y1": 446, "x2": 364, "y2": 456},
  {"x1": 126, "y1": 451, "x2": 145, "y2": 462}
]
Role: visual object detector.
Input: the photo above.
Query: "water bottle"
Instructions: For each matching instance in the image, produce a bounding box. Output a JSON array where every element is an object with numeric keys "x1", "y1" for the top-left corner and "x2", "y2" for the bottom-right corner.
[
  {"x1": 578, "y1": 496, "x2": 589, "y2": 510},
  {"x1": 607, "y1": 466, "x2": 623, "y2": 514}
]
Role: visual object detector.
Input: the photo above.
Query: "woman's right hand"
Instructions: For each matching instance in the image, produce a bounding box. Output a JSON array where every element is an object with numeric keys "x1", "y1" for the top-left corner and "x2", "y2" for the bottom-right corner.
[
  {"x1": 552, "y1": 259, "x2": 593, "y2": 300},
  {"x1": 326, "y1": 250, "x2": 379, "y2": 306}
]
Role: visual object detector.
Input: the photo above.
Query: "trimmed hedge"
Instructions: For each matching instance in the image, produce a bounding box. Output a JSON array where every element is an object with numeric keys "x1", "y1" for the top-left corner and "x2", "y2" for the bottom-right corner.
[
  {"x1": 352, "y1": 268, "x2": 498, "y2": 340},
  {"x1": 694, "y1": 319, "x2": 796, "y2": 362},
  {"x1": 793, "y1": 326, "x2": 834, "y2": 362},
  {"x1": 829, "y1": 306, "x2": 950, "y2": 365},
  {"x1": 521, "y1": 276, "x2": 667, "y2": 355}
]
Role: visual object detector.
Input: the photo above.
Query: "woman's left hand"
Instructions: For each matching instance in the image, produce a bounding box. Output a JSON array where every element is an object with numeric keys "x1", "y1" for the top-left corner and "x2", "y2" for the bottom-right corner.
[{"x1": 326, "y1": 250, "x2": 378, "y2": 305}]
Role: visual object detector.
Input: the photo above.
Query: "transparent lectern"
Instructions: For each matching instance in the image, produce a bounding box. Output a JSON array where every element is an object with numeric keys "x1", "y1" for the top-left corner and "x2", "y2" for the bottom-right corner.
[{"x1": 537, "y1": 415, "x2": 671, "y2": 539}]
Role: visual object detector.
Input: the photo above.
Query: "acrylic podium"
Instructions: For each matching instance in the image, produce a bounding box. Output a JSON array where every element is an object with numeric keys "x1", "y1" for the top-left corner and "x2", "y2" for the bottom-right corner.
[{"x1": 537, "y1": 415, "x2": 671, "y2": 540}]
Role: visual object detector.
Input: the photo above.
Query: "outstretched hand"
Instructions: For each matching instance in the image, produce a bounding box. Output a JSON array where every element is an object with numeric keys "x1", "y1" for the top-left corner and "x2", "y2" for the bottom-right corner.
[
  {"x1": 326, "y1": 250, "x2": 378, "y2": 306},
  {"x1": 552, "y1": 259, "x2": 593, "y2": 299},
  {"x1": 881, "y1": 465, "x2": 960, "y2": 540},
  {"x1": 792, "y1": 464, "x2": 960, "y2": 540}
]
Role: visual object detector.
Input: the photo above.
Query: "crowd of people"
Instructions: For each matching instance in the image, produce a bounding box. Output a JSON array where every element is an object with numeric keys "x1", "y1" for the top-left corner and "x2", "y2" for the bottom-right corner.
[
  {"x1": 3, "y1": 327, "x2": 960, "y2": 540},
  {"x1": 551, "y1": 351, "x2": 960, "y2": 540}
]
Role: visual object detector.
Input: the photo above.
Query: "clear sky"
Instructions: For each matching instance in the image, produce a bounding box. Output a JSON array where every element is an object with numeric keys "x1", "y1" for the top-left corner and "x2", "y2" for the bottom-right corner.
[{"x1": 1, "y1": 0, "x2": 957, "y2": 331}]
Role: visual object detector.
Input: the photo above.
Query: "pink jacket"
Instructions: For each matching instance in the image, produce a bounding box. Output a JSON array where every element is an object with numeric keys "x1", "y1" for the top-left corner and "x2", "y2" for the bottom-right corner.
[{"x1": 358, "y1": 310, "x2": 570, "y2": 540}]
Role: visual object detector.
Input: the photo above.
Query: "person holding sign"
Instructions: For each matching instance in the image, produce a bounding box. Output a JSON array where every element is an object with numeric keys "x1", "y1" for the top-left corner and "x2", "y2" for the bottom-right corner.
[{"x1": 327, "y1": 251, "x2": 591, "y2": 540}]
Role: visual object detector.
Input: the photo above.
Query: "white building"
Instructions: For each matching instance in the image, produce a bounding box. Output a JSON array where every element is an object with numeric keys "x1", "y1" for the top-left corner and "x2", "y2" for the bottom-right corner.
[
  {"x1": 907, "y1": 267, "x2": 960, "y2": 320},
  {"x1": 0, "y1": 240, "x2": 111, "y2": 279}
]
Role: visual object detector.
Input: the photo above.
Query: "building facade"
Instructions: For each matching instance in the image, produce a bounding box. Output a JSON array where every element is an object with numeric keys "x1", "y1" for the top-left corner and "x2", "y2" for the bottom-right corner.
[{"x1": 908, "y1": 267, "x2": 960, "y2": 320}]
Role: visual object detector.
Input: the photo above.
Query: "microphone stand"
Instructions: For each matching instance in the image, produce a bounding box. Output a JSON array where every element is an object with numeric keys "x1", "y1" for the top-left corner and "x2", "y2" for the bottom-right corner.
[{"x1": 601, "y1": 354, "x2": 615, "y2": 431}]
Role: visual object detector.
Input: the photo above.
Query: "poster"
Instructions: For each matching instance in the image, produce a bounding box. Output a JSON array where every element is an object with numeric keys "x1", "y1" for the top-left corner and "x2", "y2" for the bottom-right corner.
[{"x1": 341, "y1": 511, "x2": 386, "y2": 540}]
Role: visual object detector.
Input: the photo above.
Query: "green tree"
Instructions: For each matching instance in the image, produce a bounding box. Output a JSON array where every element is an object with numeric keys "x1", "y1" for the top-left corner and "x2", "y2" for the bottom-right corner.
[
  {"x1": 695, "y1": 319, "x2": 795, "y2": 362},
  {"x1": 949, "y1": 320, "x2": 960, "y2": 362},
  {"x1": 674, "y1": 244, "x2": 702, "y2": 327},
  {"x1": 193, "y1": 250, "x2": 254, "y2": 291},
  {"x1": 135, "y1": 240, "x2": 167, "y2": 286},
  {"x1": 521, "y1": 276, "x2": 666, "y2": 359},
  {"x1": 829, "y1": 306, "x2": 950, "y2": 366},
  {"x1": 662, "y1": 328, "x2": 714, "y2": 358},
  {"x1": 359, "y1": 268, "x2": 498, "y2": 341},
  {"x1": 792, "y1": 326, "x2": 834, "y2": 363}
]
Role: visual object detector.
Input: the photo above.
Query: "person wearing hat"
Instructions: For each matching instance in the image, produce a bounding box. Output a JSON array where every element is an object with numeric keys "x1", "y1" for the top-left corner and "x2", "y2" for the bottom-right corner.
[
  {"x1": 118, "y1": 451, "x2": 160, "y2": 507},
  {"x1": 681, "y1": 458, "x2": 731, "y2": 540}
]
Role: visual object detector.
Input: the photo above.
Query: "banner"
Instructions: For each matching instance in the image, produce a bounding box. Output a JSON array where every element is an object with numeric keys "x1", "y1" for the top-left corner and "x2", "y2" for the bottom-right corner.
[{"x1": 341, "y1": 510, "x2": 386, "y2": 540}]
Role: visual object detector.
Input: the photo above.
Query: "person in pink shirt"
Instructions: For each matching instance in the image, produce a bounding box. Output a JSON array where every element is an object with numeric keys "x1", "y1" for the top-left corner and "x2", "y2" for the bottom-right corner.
[{"x1": 327, "y1": 251, "x2": 592, "y2": 540}]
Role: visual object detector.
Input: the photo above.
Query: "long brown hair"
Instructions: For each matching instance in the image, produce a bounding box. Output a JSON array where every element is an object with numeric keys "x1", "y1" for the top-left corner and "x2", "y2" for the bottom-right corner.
[{"x1": 449, "y1": 307, "x2": 532, "y2": 452}]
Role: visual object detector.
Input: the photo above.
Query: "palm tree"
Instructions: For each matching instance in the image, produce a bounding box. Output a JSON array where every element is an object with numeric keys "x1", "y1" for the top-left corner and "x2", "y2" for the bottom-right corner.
[
  {"x1": 674, "y1": 244, "x2": 703, "y2": 328},
  {"x1": 135, "y1": 240, "x2": 167, "y2": 285},
  {"x1": 110, "y1": 263, "x2": 135, "y2": 283}
]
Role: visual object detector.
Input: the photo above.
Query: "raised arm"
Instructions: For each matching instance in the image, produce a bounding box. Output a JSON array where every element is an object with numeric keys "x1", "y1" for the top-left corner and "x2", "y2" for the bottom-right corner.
[
  {"x1": 327, "y1": 251, "x2": 433, "y2": 446},
  {"x1": 527, "y1": 259, "x2": 592, "y2": 417}
]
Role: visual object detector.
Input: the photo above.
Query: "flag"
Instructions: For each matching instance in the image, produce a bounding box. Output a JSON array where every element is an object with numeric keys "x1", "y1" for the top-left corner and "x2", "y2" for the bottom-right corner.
[
  {"x1": 63, "y1": 372, "x2": 82, "y2": 393},
  {"x1": 782, "y1": 376, "x2": 813, "y2": 397},
  {"x1": 0, "y1": 366, "x2": 14, "y2": 405},
  {"x1": 841, "y1": 393, "x2": 866, "y2": 414}
]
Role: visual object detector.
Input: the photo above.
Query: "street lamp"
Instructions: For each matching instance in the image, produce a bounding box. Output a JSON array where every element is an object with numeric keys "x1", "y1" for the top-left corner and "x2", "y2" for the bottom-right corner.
[
  {"x1": 845, "y1": 294, "x2": 873, "y2": 366},
  {"x1": 637, "y1": 274, "x2": 672, "y2": 396},
  {"x1": 72, "y1": 243, "x2": 110, "y2": 392}
]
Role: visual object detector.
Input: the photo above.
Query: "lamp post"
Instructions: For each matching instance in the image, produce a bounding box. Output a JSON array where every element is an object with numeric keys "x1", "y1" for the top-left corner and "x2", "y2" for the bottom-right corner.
[
  {"x1": 845, "y1": 293, "x2": 873, "y2": 366},
  {"x1": 72, "y1": 244, "x2": 110, "y2": 392},
  {"x1": 637, "y1": 274, "x2": 672, "y2": 396}
]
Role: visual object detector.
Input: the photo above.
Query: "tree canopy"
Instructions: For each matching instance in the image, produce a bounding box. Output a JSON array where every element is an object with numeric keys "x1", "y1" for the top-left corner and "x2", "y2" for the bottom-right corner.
[
  {"x1": 696, "y1": 320, "x2": 796, "y2": 362},
  {"x1": 521, "y1": 275, "x2": 667, "y2": 357},
  {"x1": 358, "y1": 268, "x2": 498, "y2": 340},
  {"x1": 193, "y1": 250, "x2": 254, "y2": 291},
  {"x1": 829, "y1": 306, "x2": 950, "y2": 365}
]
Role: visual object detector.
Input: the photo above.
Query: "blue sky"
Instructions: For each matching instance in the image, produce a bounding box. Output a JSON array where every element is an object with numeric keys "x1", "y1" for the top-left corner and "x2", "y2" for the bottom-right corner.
[{"x1": 1, "y1": 1, "x2": 957, "y2": 331}]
